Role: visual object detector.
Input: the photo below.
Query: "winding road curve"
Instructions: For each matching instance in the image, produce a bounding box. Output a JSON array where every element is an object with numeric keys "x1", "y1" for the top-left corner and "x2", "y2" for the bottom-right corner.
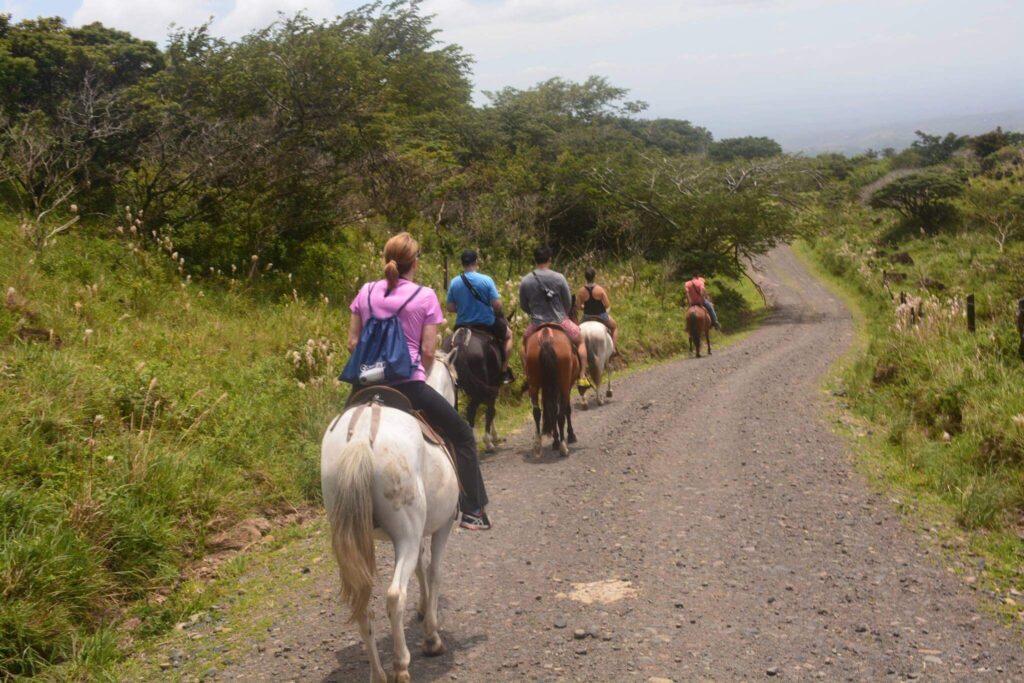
[{"x1": 209, "y1": 246, "x2": 1022, "y2": 681}]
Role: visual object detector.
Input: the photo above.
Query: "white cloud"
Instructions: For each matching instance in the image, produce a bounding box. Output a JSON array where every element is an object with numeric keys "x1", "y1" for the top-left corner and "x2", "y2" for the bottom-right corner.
[
  {"x1": 215, "y1": 0, "x2": 340, "y2": 38},
  {"x1": 72, "y1": 0, "x2": 218, "y2": 41},
  {"x1": 71, "y1": 0, "x2": 350, "y2": 42}
]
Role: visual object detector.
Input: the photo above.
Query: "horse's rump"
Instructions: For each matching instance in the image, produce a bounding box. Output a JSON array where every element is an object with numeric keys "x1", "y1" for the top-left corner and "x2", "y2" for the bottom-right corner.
[
  {"x1": 581, "y1": 314, "x2": 613, "y2": 331},
  {"x1": 446, "y1": 327, "x2": 502, "y2": 402}
]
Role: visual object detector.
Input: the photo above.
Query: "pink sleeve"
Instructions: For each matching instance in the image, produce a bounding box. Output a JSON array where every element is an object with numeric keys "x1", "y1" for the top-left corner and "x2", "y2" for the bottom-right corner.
[
  {"x1": 423, "y1": 289, "x2": 445, "y2": 325},
  {"x1": 350, "y1": 283, "x2": 367, "y2": 315}
]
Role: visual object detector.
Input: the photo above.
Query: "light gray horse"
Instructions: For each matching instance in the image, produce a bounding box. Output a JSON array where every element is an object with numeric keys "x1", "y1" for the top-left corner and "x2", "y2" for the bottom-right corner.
[{"x1": 579, "y1": 320, "x2": 615, "y2": 409}]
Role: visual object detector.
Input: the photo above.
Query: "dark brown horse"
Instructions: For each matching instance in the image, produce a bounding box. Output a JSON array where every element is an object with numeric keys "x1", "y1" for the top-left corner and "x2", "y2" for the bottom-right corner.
[
  {"x1": 524, "y1": 325, "x2": 579, "y2": 457},
  {"x1": 686, "y1": 304, "x2": 712, "y2": 358},
  {"x1": 443, "y1": 327, "x2": 503, "y2": 451}
]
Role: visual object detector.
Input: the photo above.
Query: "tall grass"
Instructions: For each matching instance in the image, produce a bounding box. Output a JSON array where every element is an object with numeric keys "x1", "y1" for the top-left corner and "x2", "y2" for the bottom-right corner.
[
  {"x1": 0, "y1": 216, "x2": 763, "y2": 678},
  {"x1": 805, "y1": 209, "x2": 1024, "y2": 543},
  {"x1": 1, "y1": 217, "x2": 348, "y2": 678}
]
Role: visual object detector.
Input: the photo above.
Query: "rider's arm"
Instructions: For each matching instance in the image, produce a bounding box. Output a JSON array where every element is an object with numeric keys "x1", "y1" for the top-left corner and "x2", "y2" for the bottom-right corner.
[
  {"x1": 519, "y1": 279, "x2": 531, "y2": 315},
  {"x1": 421, "y1": 323, "x2": 439, "y2": 375},
  {"x1": 346, "y1": 314, "x2": 363, "y2": 353},
  {"x1": 445, "y1": 280, "x2": 458, "y2": 314},
  {"x1": 558, "y1": 278, "x2": 572, "y2": 313},
  {"x1": 599, "y1": 287, "x2": 611, "y2": 312},
  {"x1": 487, "y1": 277, "x2": 503, "y2": 315}
]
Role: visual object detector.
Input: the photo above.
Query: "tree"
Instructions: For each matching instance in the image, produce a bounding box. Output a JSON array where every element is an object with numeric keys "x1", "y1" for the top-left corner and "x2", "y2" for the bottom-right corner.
[
  {"x1": 958, "y1": 172, "x2": 1024, "y2": 252},
  {"x1": 909, "y1": 130, "x2": 964, "y2": 166},
  {"x1": 0, "y1": 79, "x2": 125, "y2": 249},
  {"x1": 632, "y1": 118, "x2": 712, "y2": 156},
  {"x1": 587, "y1": 153, "x2": 802, "y2": 277},
  {"x1": 868, "y1": 169, "x2": 964, "y2": 234},
  {"x1": 708, "y1": 136, "x2": 782, "y2": 162}
]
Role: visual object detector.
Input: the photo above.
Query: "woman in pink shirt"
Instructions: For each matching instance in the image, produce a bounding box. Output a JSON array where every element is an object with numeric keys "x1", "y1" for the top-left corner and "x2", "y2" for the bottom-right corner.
[
  {"x1": 684, "y1": 272, "x2": 721, "y2": 330},
  {"x1": 347, "y1": 233, "x2": 491, "y2": 531}
]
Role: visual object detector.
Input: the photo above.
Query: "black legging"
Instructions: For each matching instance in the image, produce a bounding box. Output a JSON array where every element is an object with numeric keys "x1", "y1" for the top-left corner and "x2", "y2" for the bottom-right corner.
[{"x1": 392, "y1": 381, "x2": 488, "y2": 513}]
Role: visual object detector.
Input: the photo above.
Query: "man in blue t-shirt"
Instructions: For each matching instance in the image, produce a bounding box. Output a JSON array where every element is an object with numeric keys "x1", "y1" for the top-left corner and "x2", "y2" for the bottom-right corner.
[{"x1": 447, "y1": 249, "x2": 514, "y2": 383}]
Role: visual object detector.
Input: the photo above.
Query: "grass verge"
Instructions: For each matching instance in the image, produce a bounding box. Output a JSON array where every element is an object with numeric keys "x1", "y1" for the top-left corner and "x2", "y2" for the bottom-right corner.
[{"x1": 795, "y1": 231, "x2": 1024, "y2": 625}]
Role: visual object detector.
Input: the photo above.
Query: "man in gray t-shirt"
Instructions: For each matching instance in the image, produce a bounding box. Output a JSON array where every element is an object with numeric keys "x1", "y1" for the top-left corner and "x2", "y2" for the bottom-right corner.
[{"x1": 519, "y1": 246, "x2": 586, "y2": 376}]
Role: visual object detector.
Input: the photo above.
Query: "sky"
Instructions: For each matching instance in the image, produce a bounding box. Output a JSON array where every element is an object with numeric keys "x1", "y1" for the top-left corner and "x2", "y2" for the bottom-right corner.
[{"x1": 7, "y1": 0, "x2": 1024, "y2": 149}]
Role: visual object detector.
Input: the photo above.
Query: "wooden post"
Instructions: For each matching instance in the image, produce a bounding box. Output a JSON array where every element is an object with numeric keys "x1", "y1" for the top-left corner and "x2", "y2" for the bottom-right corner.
[
  {"x1": 1016, "y1": 297, "x2": 1024, "y2": 361},
  {"x1": 966, "y1": 293, "x2": 976, "y2": 334}
]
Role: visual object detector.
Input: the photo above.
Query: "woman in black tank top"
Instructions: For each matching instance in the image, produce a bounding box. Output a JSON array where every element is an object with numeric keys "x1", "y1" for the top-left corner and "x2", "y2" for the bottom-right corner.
[
  {"x1": 578, "y1": 268, "x2": 620, "y2": 348},
  {"x1": 582, "y1": 284, "x2": 607, "y2": 317}
]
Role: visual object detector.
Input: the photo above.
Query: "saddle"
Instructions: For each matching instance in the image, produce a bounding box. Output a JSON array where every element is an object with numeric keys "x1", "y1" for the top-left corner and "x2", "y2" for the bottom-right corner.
[{"x1": 332, "y1": 386, "x2": 462, "y2": 491}]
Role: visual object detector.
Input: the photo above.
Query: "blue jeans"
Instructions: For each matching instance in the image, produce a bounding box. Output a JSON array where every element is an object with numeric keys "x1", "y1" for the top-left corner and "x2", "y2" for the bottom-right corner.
[{"x1": 703, "y1": 299, "x2": 719, "y2": 326}]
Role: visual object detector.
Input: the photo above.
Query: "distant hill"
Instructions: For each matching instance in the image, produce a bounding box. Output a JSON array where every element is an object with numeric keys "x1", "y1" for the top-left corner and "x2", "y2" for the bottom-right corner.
[{"x1": 774, "y1": 109, "x2": 1024, "y2": 155}]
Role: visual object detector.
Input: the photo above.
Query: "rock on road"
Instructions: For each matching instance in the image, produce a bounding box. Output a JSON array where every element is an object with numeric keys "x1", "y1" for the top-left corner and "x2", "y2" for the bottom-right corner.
[{"x1": 212, "y1": 246, "x2": 1022, "y2": 681}]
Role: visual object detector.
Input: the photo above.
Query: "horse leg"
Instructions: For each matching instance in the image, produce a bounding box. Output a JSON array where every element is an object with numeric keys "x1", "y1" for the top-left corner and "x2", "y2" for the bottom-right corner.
[
  {"x1": 606, "y1": 365, "x2": 613, "y2": 399},
  {"x1": 485, "y1": 403, "x2": 500, "y2": 448},
  {"x1": 555, "y1": 401, "x2": 568, "y2": 455},
  {"x1": 387, "y1": 538, "x2": 419, "y2": 683},
  {"x1": 706, "y1": 327, "x2": 712, "y2": 355},
  {"x1": 356, "y1": 610, "x2": 387, "y2": 683},
  {"x1": 468, "y1": 399, "x2": 489, "y2": 451},
  {"x1": 415, "y1": 540, "x2": 428, "y2": 621},
  {"x1": 566, "y1": 395, "x2": 577, "y2": 446},
  {"x1": 530, "y1": 390, "x2": 542, "y2": 457},
  {"x1": 422, "y1": 522, "x2": 453, "y2": 657}
]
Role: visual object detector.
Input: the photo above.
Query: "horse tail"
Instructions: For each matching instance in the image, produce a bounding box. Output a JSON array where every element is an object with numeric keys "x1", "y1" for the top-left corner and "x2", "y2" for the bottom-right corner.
[
  {"x1": 327, "y1": 438, "x2": 376, "y2": 623},
  {"x1": 687, "y1": 310, "x2": 701, "y2": 349},
  {"x1": 585, "y1": 335, "x2": 599, "y2": 383},
  {"x1": 539, "y1": 337, "x2": 560, "y2": 436}
]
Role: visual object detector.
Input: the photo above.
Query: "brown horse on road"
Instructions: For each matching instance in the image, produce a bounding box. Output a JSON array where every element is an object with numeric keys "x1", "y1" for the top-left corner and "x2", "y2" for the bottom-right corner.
[
  {"x1": 687, "y1": 304, "x2": 713, "y2": 358},
  {"x1": 524, "y1": 325, "x2": 580, "y2": 457}
]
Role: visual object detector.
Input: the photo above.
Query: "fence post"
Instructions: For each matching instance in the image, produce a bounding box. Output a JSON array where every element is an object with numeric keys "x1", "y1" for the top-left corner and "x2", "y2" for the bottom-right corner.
[
  {"x1": 1017, "y1": 297, "x2": 1024, "y2": 361},
  {"x1": 966, "y1": 293, "x2": 976, "y2": 334}
]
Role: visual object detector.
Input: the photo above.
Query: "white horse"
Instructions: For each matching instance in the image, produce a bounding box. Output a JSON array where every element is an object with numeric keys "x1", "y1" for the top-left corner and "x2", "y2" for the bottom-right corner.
[
  {"x1": 579, "y1": 320, "x2": 615, "y2": 409},
  {"x1": 321, "y1": 353, "x2": 459, "y2": 683}
]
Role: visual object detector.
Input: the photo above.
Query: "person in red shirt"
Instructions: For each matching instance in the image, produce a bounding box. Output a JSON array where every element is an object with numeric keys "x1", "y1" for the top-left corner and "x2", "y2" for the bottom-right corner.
[{"x1": 684, "y1": 272, "x2": 721, "y2": 330}]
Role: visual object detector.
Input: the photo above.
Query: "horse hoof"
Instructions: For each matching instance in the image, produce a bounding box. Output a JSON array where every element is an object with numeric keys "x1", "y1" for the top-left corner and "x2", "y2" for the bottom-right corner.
[
  {"x1": 559, "y1": 442, "x2": 569, "y2": 457},
  {"x1": 606, "y1": 389, "x2": 613, "y2": 398},
  {"x1": 423, "y1": 636, "x2": 446, "y2": 657},
  {"x1": 580, "y1": 402, "x2": 589, "y2": 411},
  {"x1": 568, "y1": 433, "x2": 578, "y2": 445},
  {"x1": 390, "y1": 672, "x2": 411, "y2": 683},
  {"x1": 551, "y1": 441, "x2": 560, "y2": 452}
]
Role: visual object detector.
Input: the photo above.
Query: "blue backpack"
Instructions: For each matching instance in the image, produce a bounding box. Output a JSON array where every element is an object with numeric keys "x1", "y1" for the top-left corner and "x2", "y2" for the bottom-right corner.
[{"x1": 340, "y1": 282, "x2": 423, "y2": 386}]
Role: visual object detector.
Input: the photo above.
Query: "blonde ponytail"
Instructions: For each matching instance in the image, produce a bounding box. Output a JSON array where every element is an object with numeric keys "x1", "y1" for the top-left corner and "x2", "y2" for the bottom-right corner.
[
  {"x1": 384, "y1": 259, "x2": 400, "y2": 290},
  {"x1": 382, "y1": 233, "x2": 419, "y2": 291}
]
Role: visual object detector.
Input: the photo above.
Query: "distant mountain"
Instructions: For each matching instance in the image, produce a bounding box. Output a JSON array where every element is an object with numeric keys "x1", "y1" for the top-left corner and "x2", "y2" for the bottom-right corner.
[{"x1": 773, "y1": 110, "x2": 1024, "y2": 155}]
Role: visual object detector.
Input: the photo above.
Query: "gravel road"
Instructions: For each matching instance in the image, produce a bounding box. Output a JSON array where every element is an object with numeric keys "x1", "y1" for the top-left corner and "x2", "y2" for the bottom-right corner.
[{"x1": 205, "y1": 246, "x2": 1022, "y2": 682}]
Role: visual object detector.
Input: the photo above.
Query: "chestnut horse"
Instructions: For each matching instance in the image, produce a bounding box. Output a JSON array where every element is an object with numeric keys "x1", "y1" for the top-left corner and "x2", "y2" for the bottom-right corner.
[
  {"x1": 686, "y1": 304, "x2": 712, "y2": 358},
  {"x1": 524, "y1": 325, "x2": 579, "y2": 456}
]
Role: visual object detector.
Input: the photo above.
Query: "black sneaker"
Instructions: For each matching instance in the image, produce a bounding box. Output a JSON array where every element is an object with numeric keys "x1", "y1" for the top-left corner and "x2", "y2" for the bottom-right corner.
[
  {"x1": 460, "y1": 510, "x2": 491, "y2": 531},
  {"x1": 501, "y1": 369, "x2": 515, "y2": 385}
]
